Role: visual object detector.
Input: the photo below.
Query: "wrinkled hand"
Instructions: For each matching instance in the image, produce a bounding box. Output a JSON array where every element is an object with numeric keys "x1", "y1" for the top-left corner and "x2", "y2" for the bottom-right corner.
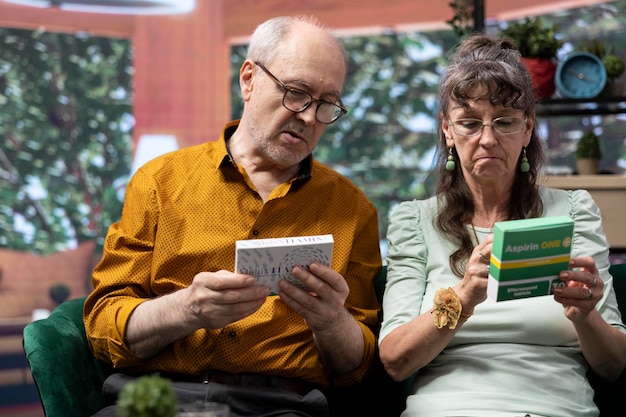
[
  {"x1": 553, "y1": 256, "x2": 603, "y2": 322},
  {"x1": 457, "y1": 234, "x2": 494, "y2": 310},
  {"x1": 185, "y1": 270, "x2": 271, "y2": 330},
  {"x1": 277, "y1": 263, "x2": 349, "y2": 332}
]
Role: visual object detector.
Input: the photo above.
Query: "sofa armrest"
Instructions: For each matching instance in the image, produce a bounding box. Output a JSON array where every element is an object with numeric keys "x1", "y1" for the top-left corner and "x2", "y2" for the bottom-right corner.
[
  {"x1": 22, "y1": 296, "x2": 113, "y2": 416},
  {"x1": 589, "y1": 262, "x2": 626, "y2": 415}
]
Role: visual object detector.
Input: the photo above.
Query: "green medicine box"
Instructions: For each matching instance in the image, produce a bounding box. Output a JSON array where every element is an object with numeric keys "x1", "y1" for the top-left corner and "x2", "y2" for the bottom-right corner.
[{"x1": 487, "y1": 216, "x2": 574, "y2": 302}]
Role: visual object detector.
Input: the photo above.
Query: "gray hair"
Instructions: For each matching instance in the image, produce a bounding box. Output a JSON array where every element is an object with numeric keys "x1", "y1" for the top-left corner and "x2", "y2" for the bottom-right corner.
[{"x1": 246, "y1": 15, "x2": 348, "y2": 74}]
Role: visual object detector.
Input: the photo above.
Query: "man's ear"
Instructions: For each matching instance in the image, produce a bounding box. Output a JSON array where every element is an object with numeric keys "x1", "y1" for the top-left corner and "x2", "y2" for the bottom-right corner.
[{"x1": 240, "y1": 60, "x2": 255, "y2": 101}]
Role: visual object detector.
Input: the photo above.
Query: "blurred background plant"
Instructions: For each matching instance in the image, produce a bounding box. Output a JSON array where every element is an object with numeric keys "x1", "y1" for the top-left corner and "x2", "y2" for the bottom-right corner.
[
  {"x1": 0, "y1": 28, "x2": 132, "y2": 255},
  {"x1": 118, "y1": 375, "x2": 178, "y2": 417},
  {"x1": 603, "y1": 54, "x2": 625, "y2": 82},
  {"x1": 501, "y1": 17, "x2": 563, "y2": 59},
  {"x1": 447, "y1": 0, "x2": 476, "y2": 39},
  {"x1": 576, "y1": 130, "x2": 602, "y2": 159}
]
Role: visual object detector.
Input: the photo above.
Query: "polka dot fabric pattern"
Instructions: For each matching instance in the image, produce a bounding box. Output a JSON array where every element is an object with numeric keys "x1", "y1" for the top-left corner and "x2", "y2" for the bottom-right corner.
[{"x1": 84, "y1": 120, "x2": 383, "y2": 387}]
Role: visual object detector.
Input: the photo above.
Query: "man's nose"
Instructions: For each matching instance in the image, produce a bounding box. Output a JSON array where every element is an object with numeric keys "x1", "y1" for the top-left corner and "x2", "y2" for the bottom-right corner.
[{"x1": 295, "y1": 102, "x2": 318, "y2": 125}]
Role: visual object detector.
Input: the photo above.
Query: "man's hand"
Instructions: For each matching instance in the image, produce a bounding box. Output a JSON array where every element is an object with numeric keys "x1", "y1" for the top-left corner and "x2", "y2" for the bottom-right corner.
[
  {"x1": 185, "y1": 270, "x2": 272, "y2": 329},
  {"x1": 277, "y1": 263, "x2": 349, "y2": 331},
  {"x1": 277, "y1": 263, "x2": 364, "y2": 373},
  {"x1": 126, "y1": 270, "x2": 270, "y2": 359}
]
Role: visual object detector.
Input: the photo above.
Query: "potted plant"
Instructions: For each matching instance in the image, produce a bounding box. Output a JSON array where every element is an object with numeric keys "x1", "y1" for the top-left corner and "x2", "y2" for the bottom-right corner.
[
  {"x1": 603, "y1": 54, "x2": 626, "y2": 82},
  {"x1": 501, "y1": 17, "x2": 563, "y2": 99},
  {"x1": 118, "y1": 375, "x2": 178, "y2": 417},
  {"x1": 576, "y1": 131, "x2": 601, "y2": 175},
  {"x1": 602, "y1": 54, "x2": 626, "y2": 96}
]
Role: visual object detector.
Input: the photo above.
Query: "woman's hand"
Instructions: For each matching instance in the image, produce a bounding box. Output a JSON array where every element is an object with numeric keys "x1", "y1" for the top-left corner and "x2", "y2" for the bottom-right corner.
[
  {"x1": 552, "y1": 256, "x2": 603, "y2": 322},
  {"x1": 457, "y1": 234, "x2": 494, "y2": 312}
]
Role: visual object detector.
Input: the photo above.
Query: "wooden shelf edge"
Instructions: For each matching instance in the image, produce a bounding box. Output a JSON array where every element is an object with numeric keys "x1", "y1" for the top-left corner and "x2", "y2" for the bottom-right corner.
[{"x1": 540, "y1": 175, "x2": 626, "y2": 189}]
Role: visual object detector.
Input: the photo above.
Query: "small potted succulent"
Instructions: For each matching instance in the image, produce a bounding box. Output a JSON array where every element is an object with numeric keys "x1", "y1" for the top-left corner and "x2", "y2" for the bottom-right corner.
[
  {"x1": 603, "y1": 54, "x2": 626, "y2": 82},
  {"x1": 602, "y1": 54, "x2": 626, "y2": 96},
  {"x1": 576, "y1": 131, "x2": 601, "y2": 175},
  {"x1": 117, "y1": 375, "x2": 178, "y2": 417},
  {"x1": 501, "y1": 17, "x2": 563, "y2": 99}
]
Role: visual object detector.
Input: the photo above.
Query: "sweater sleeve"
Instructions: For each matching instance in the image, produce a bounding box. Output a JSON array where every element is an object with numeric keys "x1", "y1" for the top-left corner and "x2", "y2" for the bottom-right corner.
[
  {"x1": 379, "y1": 200, "x2": 428, "y2": 343},
  {"x1": 567, "y1": 189, "x2": 626, "y2": 331}
]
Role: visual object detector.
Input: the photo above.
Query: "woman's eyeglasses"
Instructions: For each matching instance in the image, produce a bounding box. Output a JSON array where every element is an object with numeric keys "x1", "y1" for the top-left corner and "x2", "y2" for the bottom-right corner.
[{"x1": 449, "y1": 116, "x2": 527, "y2": 137}]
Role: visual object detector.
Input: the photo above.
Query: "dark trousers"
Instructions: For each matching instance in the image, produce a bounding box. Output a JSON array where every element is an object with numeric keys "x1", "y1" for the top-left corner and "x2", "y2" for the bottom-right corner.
[{"x1": 92, "y1": 373, "x2": 329, "y2": 417}]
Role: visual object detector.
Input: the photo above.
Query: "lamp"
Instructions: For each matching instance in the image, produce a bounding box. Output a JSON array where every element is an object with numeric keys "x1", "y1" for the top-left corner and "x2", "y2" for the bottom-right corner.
[
  {"x1": 131, "y1": 134, "x2": 179, "y2": 176},
  {"x1": 1, "y1": 0, "x2": 194, "y2": 14}
]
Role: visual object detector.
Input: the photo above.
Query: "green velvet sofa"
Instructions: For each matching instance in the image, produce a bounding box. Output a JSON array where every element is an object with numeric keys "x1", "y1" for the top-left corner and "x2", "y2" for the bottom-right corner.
[
  {"x1": 22, "y1": 296, "x2": 114, "y2": 416},
  {"x1": 23, "y1": 264, "x2": 626, "y2": 417}
]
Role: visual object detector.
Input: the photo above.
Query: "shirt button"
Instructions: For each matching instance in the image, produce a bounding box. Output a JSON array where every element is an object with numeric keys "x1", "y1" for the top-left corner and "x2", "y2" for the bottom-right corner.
[
  {"x1": 229, "y1": 331, "x2": 237, "y2": 338},
  {"x1": 252, "y1": 230, "x2": 259, "y2": 236}
]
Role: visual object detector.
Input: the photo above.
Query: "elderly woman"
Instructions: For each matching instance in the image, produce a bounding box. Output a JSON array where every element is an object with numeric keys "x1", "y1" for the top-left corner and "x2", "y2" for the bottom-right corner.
[{"x1": 378, "y1": 34, "x2": 626, "y2": 417}]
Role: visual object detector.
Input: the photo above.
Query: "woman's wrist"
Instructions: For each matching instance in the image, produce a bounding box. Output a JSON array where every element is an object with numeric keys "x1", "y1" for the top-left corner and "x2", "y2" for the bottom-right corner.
[{"x1": 432, "y1": 287, "x2": 473, "y2": 329}]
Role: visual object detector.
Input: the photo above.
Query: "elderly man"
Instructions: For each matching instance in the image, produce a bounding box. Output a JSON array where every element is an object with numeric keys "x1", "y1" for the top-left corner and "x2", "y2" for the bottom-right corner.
[{"x1": 85, "y1": 15, "x2": 382, "y2": 417}]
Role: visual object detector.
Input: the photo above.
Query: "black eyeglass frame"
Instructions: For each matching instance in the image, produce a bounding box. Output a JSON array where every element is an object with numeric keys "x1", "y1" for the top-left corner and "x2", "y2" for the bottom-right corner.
[
  {"x1": 254, "y1": 61, "x2": 348, "y2": 124},
  {"x1": 448, "y1": 116, "x2": 528, "y2": 137}
]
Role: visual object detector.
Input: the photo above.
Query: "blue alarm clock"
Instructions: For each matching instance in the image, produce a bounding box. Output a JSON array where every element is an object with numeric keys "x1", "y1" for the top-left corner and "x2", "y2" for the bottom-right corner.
[{"x1": 555, "y1": 52, "x2": 607, "y2": 99}]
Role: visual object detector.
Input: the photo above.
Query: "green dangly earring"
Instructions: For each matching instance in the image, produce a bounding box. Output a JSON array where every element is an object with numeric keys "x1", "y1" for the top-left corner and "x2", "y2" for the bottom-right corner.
[
  {"x1": 520, "y1": 147, "x2": 530, "y2": 173},
  {"x1": 445, "y1": 147, "x2": 456, "y2": 171}
]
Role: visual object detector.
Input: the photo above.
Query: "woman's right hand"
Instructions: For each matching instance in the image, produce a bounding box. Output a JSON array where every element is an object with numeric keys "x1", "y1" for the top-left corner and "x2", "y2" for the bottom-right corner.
[{"x1": 457, "y1": 234, "x2": 494, "y2": 310}]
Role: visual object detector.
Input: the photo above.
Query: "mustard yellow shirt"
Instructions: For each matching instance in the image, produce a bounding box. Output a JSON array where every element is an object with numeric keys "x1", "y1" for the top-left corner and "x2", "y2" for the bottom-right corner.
[{"x1": 84, "y1": 120, "x2": 382, "y2": 387}]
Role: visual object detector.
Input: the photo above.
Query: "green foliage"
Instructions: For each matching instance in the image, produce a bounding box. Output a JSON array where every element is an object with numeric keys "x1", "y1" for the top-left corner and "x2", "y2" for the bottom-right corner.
[
  {"x1": 576, "y1": 131, "x2": 602, "y2": 159},
  {"x1": 603, "y1": 54, "x2": 625, "y2": 81},
  {"x1": 0, "y1": 28, "x2": 132, "y2": 254},
  {"x1": 319, "y1": 32, "x2": 457, "y2": 238},
  {"x1": 447, "y1": 0, "x2": 475, "y2": 39},
  {"x1": 118, "y1": 375, "x2": 178, "y2": 417},
  {"x1": 501, "y1": 17, "x2": 563, "y2": 58}
]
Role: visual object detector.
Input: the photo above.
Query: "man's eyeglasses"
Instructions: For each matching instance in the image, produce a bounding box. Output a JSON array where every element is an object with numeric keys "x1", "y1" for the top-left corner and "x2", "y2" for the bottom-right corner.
[
  {"x1": 255, "y1": 62, "x2": 347, "y2": 125},
  {"x1": 449, "y1": 117, "x2": 527, "y2": 137}
]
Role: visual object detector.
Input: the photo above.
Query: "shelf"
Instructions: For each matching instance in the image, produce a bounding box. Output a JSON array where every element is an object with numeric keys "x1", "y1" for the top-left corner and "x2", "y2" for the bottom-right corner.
[
  {"x1": 539, "y1": 175, "x2": 626, "y2": 249},
  {"x1": 540, "y1": 174, "x2": 626, "y2": 189},
  {"x1": 536, "y1": 97, "x2": 626, "y2": 116}
]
